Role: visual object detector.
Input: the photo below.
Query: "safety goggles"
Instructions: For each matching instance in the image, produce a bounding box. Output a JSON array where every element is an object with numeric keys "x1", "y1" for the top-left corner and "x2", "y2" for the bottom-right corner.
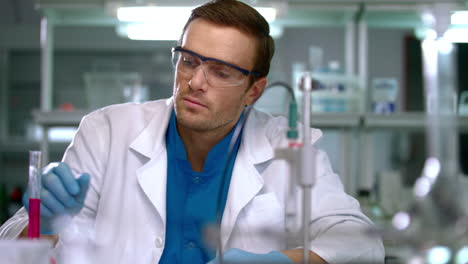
[{"x1": 171, "y1": 46, "x2": 261, "y2": 87}]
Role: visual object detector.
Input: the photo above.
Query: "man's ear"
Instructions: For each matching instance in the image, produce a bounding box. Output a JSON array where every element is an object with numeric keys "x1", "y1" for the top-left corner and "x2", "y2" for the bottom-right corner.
[{"x1": 245, "y1": 77, "x2": 267, "y2": 106}]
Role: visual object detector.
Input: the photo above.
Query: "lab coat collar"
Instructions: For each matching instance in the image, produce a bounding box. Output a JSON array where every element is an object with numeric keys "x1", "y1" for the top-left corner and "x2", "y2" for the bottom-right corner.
[
  {"x1": 129, "y1": 98, "x2": 173, "y2": 158},
  {"x1": 242, "y1": 109, "x2": 275, "y2": 164},
  {"x1": 129, "y1": 101, "x2": 276, "y2": 163}
]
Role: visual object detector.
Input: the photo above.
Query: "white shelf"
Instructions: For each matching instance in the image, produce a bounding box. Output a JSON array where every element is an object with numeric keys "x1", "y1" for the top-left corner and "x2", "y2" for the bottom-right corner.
[
  {"x1": 32, "y1": 109, "x2": 90, "y2": 126},
  {"x1": 365, "y1": 113, "x2": 468, "y2": 131},
  {"x1": 364, "y1": 113, "x2": 426, "y2": 129},
  {"x1": 311, "y1": 112, "x2": 361, "y2": 128},
  {"x1": 0, "y1": 140, "x2": 69, "y2": 153},
  {"x1": 31, "y1": 110, "x2": 468, "y2": 132}
]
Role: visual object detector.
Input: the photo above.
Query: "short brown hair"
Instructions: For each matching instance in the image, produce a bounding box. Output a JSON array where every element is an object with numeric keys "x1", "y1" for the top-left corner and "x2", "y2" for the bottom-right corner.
[{"x1": 179, "y1": 0, "x2": 275, "y2": 78}]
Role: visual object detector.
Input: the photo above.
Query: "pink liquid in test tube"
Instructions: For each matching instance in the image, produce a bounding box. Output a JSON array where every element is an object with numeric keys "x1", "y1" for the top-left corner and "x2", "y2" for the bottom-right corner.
[
  {"x1": 28, "y1": 198, "x2": 40, "y2": 238},
  {"x1": 28, "y1": 150, "x2": 42, "y2": 239}
]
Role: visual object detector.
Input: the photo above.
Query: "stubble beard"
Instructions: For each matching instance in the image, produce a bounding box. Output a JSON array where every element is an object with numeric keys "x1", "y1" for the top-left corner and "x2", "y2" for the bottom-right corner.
[
  {"x1": 174, "y1": 92, "x2": 244, "y2": 133},
  {"x1": 175, "y1": 101, "x2": 238, "y2": 133},
  {"x1": 173, "y1": 79, "x2": 247, "y2": 133}
]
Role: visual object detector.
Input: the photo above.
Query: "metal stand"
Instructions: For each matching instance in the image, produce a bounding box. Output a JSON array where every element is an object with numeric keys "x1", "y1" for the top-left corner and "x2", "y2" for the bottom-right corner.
[{"x1": 299, "y1": 73, "x2": 314, "y2": 264}]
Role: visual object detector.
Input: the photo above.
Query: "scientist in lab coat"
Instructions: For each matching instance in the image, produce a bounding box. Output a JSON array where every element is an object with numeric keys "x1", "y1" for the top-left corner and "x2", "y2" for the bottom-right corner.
[{"x1": 0, "y1": 0, "x2": 384, "y2": 263}]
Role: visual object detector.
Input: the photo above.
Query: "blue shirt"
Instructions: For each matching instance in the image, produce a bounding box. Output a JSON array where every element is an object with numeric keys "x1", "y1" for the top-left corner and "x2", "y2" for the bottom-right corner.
[{"x1": 159, "y1": 111, "x2": 244, "y2": 264}]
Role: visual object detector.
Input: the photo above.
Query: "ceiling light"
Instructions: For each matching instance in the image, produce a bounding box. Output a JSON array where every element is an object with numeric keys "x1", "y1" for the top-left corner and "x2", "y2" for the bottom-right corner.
[
  {"x1": 255, "y1": 7, "x2": 277, "y2": 23},
  {"x1": 444, "y1": 27, "x2": 468, "y2": 43},
  {"x1": 416, "y1": 27, "x2": 468, "y2": 43},
  {"x1": 451, "y1": 11, "x2": 468, "y2": 25},
  {"x1": 117, "y1": 23, "x2": 183, "y2": 41},
  {"x1": 116, "y1": 6, "x2": 276, "y2": 23},
  {"x1": 115, "y1": 6, "x2": 277, "y2": 41},
  {"x1": 117, "y1": 7, "x2": 192, "y2": 23}
]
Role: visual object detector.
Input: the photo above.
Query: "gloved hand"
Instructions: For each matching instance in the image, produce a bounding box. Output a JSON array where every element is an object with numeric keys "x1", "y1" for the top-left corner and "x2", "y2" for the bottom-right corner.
[
  {"x1": 207, "y1": 248, "x2": 294, "y2": 264},
  {"x1": 22, "y1": 162, "x2": 90, "y2": 235}
]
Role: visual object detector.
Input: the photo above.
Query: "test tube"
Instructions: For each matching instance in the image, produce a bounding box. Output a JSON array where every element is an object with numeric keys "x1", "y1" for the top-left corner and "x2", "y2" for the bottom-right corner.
[{"x1": 28, "y1": 150, "x2": 42, "y2": 239}]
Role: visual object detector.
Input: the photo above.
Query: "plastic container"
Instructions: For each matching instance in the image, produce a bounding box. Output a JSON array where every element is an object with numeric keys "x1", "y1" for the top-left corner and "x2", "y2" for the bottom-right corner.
[
  {"x1": 371, "y1": 78, "x2": 399, "y2": 114},
  {"x1": 83, "y1": 72, "x2": 144, "y2": 110},
  {"x1": 296, "y1": 72, "x2": 363, "y2": 113}
]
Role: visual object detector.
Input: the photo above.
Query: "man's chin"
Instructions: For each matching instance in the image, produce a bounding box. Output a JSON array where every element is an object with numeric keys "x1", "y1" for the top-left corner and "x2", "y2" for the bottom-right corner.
[
  {"x1": 179, "y1": 120, "x2": 212, "y2": 132},
  {"x1": 176, "y1": 111, "x2": 207, "y2": 128}
]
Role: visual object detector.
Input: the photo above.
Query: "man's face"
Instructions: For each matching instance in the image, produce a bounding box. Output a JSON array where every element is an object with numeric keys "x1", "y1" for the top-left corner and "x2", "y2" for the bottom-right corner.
[{"x1": 173, "y1": 19, "x2": 265, "y2": 133}]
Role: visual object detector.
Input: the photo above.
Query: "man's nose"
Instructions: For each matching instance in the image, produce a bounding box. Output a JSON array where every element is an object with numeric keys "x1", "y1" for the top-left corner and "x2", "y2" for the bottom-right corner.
[{"x1": 189, "y1": 66, "x2": 208, "y2": 91}]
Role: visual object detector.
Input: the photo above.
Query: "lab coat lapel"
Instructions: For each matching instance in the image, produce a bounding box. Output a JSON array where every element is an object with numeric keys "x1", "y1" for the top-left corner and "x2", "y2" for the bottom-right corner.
[
  {"x1": 135, "y1": 151, "x2": 168, "y2": 226},
  {"x1": 221, "y1": 110, "x2": 274, "y2": 248},
  {"x1": 130, "y1": 98, "x2": 173, "y2": 227}
]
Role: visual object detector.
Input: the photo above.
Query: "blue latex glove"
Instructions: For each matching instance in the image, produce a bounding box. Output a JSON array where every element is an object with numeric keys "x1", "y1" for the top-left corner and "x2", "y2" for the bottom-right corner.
[
  {"x1": 23, "y1": 162, "x2": 90, "y2": 235},
  {"x1": 207, "y1": 248, "x2": 294, "y2": 264}
]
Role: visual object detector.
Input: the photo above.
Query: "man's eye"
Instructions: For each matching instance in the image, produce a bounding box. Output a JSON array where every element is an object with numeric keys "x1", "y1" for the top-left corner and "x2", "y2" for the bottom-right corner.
[
  {"x1": 213, "y1": 69, "x2": 231, "y2": 79},
  {"x1": 210, "y1": 64, "x2": 234, "y2": 79},
  {"x1": 182, "y1": 58, "x2": 196, "y2": 67},
  {"x1": 180, "y1": 54, "x2": 199, "y2": 68}
]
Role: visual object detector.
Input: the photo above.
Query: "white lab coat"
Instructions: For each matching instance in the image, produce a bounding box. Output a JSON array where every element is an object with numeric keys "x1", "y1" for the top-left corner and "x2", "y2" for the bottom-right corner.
[{"x1": 0, "y1": 98, "x2": 384, "y2": 263}]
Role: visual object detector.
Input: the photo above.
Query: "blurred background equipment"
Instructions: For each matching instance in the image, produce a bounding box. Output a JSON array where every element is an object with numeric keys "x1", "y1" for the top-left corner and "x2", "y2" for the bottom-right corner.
[{"x1": 83, "y1": 71, "x2": 146, "y2": 109}]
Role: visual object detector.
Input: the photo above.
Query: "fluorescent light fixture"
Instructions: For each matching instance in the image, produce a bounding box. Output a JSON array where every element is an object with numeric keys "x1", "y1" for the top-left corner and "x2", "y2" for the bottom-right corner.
[
  {"x1": 117, "y1": 7, "x2": 192, "y2": 23},
  {"x1": 255, "y1": 7, "x2": 277, "y2": 23},
  {"x1": 270, "y1": 24, "x2": 283, "y2": 38},
  {"x1": 444, "y1": 27, "x2": 468, "y2": 43},
  {"x1": 116, "y1": 6, "x2": 277, "y2": 41},
  {"x1": 116, "y1": 6, "x2": 276, "y2": 23},
  {"x1": 28, "y1": 125, "x2": 77, "y2": 142},
  {"x1": 451, "y1": 11, "x2": 468, "y2": 25},
  {"x1": 48, "y1": 127, "x2": 77, "y2": 142},
  {"x1": 416, "y1": 27, "x2": 468, "y2": 43},
  {"x1": 117, "y1": 23, "x2": 183, "y2": 41}
]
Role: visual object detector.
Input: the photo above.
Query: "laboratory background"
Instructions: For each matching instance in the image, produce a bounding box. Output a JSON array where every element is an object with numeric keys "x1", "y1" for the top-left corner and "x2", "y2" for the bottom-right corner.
[{"x1": 0, "y1": 0, "x2": 467, "y2": 263}]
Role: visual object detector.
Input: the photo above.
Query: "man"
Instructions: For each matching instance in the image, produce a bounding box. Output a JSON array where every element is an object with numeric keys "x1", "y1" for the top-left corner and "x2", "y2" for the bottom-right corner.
[{"x1": 0, "y1": 0, "x2": 384, "y2": 263}]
